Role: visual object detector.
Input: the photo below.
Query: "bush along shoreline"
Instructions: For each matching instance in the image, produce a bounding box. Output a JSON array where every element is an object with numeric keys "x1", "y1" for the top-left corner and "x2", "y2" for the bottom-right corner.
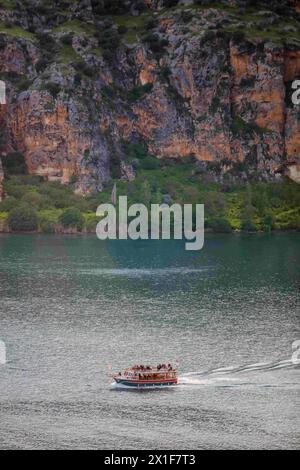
[{"x1": 0, "y1": 171, "x2": 299, "y2": 235}]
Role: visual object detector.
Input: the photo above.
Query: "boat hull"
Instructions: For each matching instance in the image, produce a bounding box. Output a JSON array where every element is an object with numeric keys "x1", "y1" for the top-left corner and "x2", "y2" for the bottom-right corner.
[{"x1": 114, "y1": 378, "x2": 177, "y2": 388}]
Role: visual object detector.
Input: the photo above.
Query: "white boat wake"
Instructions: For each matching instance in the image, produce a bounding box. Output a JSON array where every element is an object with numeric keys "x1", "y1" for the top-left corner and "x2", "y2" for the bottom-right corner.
[{"x1": 179, "y1": 357, "x2": 299, "y2": 386}]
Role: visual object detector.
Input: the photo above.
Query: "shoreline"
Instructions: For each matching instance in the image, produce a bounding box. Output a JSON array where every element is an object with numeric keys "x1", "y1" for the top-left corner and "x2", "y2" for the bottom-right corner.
[{"x1": 0, "y1": 228, "x2": 299, "y2": 236}]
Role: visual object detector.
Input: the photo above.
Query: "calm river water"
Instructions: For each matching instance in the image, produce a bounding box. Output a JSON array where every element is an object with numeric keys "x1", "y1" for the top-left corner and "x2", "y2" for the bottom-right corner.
[{"x1": 0, "y1": 233, "x2": 299, "y2": 449}]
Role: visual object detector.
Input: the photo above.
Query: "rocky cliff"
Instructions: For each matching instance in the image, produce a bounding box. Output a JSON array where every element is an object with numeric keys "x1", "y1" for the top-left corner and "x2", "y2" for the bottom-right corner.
[{"x1": 0, "y1": 0, "x2": 300, "y2": 196}]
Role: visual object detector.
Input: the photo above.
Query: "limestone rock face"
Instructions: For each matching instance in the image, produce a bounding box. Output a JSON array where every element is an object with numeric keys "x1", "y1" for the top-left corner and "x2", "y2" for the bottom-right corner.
[
  {"x1": 7, "y1": 90, "x2": 110, "y2": 193},
  {"x1": 0, "y1": 0, "x2": 300, "y2": 193},
  {"x1": 285, "y1": 162, "x2": 300, "y2": 183}
]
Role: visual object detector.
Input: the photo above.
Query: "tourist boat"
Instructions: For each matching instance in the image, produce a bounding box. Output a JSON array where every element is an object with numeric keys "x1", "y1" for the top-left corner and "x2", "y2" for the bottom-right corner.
[{"x1": 113, "y1": 364, "x2": 178, "y2": 388}]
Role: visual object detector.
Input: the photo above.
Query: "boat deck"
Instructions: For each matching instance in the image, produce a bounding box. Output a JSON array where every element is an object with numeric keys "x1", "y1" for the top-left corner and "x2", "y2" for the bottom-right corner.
[{"x1": 113, "y1": 365, "x2": 178, "y2": 388}]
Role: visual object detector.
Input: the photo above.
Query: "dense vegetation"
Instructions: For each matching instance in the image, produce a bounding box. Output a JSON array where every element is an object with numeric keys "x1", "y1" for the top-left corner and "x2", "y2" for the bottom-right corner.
[{"x1": 0, "y1": 156, "x2": 299, "y2": 233}]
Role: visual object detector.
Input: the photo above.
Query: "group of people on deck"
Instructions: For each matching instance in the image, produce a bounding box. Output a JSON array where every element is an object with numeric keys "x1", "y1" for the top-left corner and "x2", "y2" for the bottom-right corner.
[
  {"x1": 157, "y1": 363, "x2": 173, "y2": 371},
  {"x1": 131, "y1": 363, "x2": 174, "y2": 372},
  {"x1": 117, "y1": 363, "x2": 176, "y2": 381}
]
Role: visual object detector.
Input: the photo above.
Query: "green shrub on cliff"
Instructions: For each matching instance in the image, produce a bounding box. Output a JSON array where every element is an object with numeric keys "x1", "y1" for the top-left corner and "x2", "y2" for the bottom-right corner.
[
  {"x1": 202, "y1": 191, "x2": 226, "y2": 218},
  {"x1": 274, "y1": 207, "x2": 300, "y2": 230},
  {"x1": 140, "y1": 156, "x2": 160, "y2": 170},
  {"x1": 0, "y1": 196, "x2": 17, "y2": 212},
  {"x1": 39, "y1": 216, "x2": 56, "y2": 234},
  {"x1": 84, "y1": 213, "x2": 99, "y2": 232},
  {"x1": 263, "y1": 214, "x2": 275, "y2": 232},
  {"x1": 241, "y1": 218, "x2": 259, "y2": 232},
  {"x1": 142, "y1": 32, "x2": 169, "y2": 56},
  {"x1": 125, "y1": 143, "x2": 148, "y2": 161},
  {"x1": 38, "y1": 209, "x2": 60, "y2": 233},
  {"x1": 73, "y1": 60, "x2": 96, "y2": 78},
  {"x1": 36, "y1": 32, "x2": 57, "y2": 54},
  {"x1": 59, "y1": 207, "x2": 85, "y2": 231},
  {"x1": 117, "y1": 24, "x2": 128, "y2": 35},
  {"x1": 41, "y1": 82, "x2": 61, "y2": 98},
  {"x1": 23, "y1": 191, "x2": 51, "y2": 210},
  {"x1": 91, "y1": 0, "x2": 128, "y2": 15},
  {"x1": 144, "y1": 18, "x2": 157, "y2": 30},
  {"x1": 61, "y1": 33, "x2": 73, "y2": 46},
  {"x1": 2, "y1": 151, "x2": 27, "y2": 176},
  {"x1": 208, "y1": 218, "x2": 233, "y2": 233},
  {"x1": 8, "y1": 204, "x2": 38, "y2": 232},
  {"x1": 128, "y1": 83, "x2": 153, "y2": 102},
  {"x1": 96, "y1": 27, "x2": 121, "y2": 50},
  {"x1": 164, "y1": 0, "x2": 179, "y2": 6}
]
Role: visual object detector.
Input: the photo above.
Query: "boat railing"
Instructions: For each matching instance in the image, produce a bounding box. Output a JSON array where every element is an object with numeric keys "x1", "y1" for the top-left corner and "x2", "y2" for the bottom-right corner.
[{"x1": 115, "y1": 371, "x2": 177, "y2": 379}]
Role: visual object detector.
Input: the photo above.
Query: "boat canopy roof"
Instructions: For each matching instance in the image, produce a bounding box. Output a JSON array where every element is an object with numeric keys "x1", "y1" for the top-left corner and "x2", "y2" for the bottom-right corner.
[{"x1": 124, "y1": 366, "x2": 176, "y2": 374}]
